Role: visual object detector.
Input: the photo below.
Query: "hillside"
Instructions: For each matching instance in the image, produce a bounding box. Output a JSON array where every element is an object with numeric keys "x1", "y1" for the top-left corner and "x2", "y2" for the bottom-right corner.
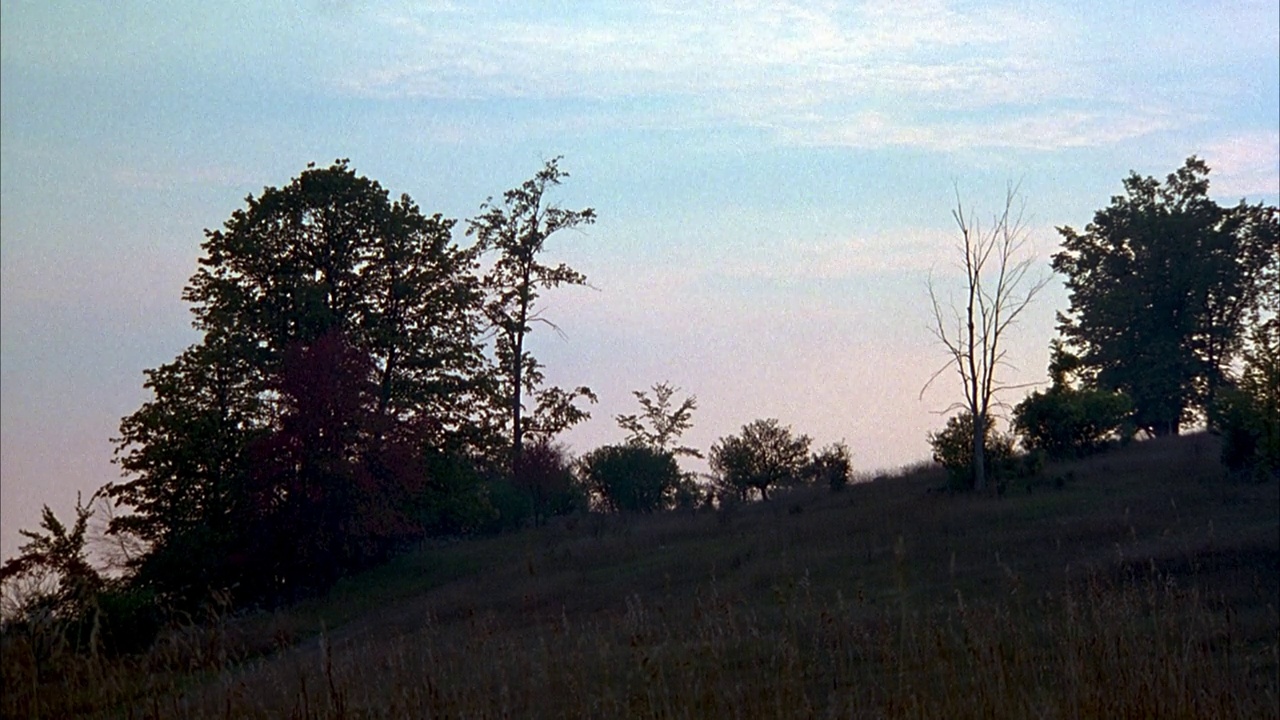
[{"x1": 7, "y1": 432, "x2": 1278, "y2": 718}]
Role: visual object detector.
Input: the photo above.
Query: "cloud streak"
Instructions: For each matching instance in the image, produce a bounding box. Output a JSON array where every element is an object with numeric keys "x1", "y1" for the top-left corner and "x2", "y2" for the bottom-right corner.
[{"x1": 338, "y1": 0, "x2": 1198, "y2": 151}]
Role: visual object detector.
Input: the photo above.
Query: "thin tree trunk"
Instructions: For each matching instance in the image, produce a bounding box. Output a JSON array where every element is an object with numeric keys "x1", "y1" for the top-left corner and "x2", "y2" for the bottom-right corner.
[
  {"x1": 511, "y1": 265, "x2": 532, "y2": 470},
  {"x1": 973, "y1": 412, "x2": 987, "y2": 492},
  {"x1": 511, "y1": 328, "x2": 524, "y2": 467}
]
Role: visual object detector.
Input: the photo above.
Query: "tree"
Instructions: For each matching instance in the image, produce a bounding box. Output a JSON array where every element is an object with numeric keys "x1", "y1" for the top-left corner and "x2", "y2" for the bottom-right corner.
[
  {"x1": 709, "y1": 419, "x2": 812, "y2": 501},
  {"x1": 579, "y1": 444, "x2": 684, "y2": 513},
  {"x1": 241, "y1": 331, "x2": 432, "y2": 601},
  {"x1": 1052, "y1": 157, "x2": 1277, "y2": 436},
  {"x1": 512, "y1": 438, "x2": 586, "y2": 526},
  {"x1": 615, "y1": 382, "x2": 702, "y2": 458},
  {"x1": 107, "y1": 337, "x2": 265, "y2": 602},
  {"x1": 923, "y1": 185, "x2": 1050, "y2": 492},
  {"x1": 108, "y1": 161, "x2": 488, "y2": 607},
  {"x1": 467, "y1": 157, "x2": 598, "y2": 470},
  {"x1": 0, "y1": 495, "x2": 101, "y2": 622}
]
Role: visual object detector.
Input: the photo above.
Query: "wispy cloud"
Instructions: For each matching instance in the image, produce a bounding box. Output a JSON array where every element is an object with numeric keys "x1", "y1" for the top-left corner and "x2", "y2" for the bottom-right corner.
[{"x1": 337, "y1": 0, "x2": 1195, "y2": 151}]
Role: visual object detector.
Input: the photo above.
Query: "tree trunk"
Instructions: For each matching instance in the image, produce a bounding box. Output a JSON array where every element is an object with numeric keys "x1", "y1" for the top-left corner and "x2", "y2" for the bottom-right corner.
[
  {"x1": 511, "y1": 330, "x2": 524, "y2": 468},
  {"x1": 972, "y1": 412, "x2": 987, "y2": 492},
  {"x1": 511, "y1": 267, "x2": 532, "y2": 471}
]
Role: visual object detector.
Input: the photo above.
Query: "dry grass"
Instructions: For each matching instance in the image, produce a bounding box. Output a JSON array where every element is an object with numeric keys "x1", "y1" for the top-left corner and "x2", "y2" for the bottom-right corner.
[{"x1": 4, "y1": 432, "x2": 1277, "y2": 718}]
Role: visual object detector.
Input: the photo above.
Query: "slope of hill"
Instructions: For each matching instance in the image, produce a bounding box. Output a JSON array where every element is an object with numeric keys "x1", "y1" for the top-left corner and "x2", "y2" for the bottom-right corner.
[{"x1": 7, "y1": 432, "x2": 1278, "y2": 718}]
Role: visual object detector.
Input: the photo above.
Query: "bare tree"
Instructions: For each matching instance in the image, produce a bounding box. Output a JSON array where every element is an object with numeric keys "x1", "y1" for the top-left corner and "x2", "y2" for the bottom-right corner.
[{"x1": 922, "y1": 184, "x2": 1051, "y2": 492}]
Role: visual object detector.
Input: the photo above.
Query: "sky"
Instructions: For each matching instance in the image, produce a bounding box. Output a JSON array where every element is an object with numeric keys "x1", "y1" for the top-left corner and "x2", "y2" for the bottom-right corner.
[{"x1": 2, "y1": 0, "x2": 1277, "y2": 561}]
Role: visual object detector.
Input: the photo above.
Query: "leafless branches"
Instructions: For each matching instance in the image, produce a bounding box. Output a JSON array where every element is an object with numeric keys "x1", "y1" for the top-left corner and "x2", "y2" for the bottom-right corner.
[{"x1": 921, "y1": 183, "x2": 1051, "y2": 490}]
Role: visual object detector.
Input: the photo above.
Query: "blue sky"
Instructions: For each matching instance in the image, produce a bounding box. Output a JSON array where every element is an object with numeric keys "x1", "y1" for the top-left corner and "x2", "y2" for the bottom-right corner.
[{"x1": 2, "y1": 0, "x2": 1277, "y2": 559}]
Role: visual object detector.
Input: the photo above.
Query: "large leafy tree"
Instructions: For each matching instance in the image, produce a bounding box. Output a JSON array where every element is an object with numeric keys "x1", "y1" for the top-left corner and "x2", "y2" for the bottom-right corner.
[
  {"x1": 107, "y1": 161, "x2": 488, "y2": 604},
  {"x1": 467, "y1": 157, "x2": 598, "y2": 469},
  {"x1": 1053, "y1": 157, "x2": 1277, "y2": 436},
  {"x1": 182, "y1": 160, "x2": 488, "y2": 446}
]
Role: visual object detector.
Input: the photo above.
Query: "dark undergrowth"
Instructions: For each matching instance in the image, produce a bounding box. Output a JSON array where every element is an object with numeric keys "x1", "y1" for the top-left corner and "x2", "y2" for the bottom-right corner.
[{"x1": 4, "y1": 432, "x2": 1277, "y2": 718}]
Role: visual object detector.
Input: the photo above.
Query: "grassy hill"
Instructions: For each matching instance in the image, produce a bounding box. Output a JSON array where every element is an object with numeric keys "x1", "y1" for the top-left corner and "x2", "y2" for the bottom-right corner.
[{"x1": 7, "y1": 432, "x2": 1278, "y2": 718}]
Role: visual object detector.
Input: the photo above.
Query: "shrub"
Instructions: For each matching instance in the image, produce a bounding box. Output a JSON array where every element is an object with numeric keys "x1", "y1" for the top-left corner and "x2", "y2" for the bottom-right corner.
[
  {"x1": 928, "y1": 413, "x2": 1016, "y2": 491},
  {"x1": 1013, "y1": 387, "x2": 1132, "y2": 459},
  {"x1": 513, "y1": 439, "x2": 587, "y2": 526},
  {"x1": 807, "y1": 442, "x2": 853, "y2": 492},
  {"x1": 1211, "y1": 386, "x2": 1280, "y2": 481},
  {"x1": 579, "y1": 444, "x2": 683, "y2": 513},
  {"x1": 415, "y1": 451, "x2": 492, "y2": 537},
  {"x1": 477, "y1": 477, "x2": 533, "y2": 534},
  {"x1": 1208, "y1": 321, "x2": 1279, "y2": 481}
]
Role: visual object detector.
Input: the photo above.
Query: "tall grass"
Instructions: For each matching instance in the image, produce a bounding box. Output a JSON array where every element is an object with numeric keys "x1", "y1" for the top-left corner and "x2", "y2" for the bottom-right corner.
[{"x1": 4, "y1": 433, "x2": 1277, "y2": 718}]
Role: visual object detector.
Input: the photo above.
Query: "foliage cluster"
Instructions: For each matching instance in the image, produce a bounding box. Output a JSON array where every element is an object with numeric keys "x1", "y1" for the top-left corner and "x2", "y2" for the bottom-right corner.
[
  {"x1": 1012, "y1": 342, "x2": 1133, "y2": 459},
  {"x1": 928, "y1": 412, "x2": 1016, "y2": 491},
  {"x1": 709, "y1": 419, "x2": 813, "y2": 501},
  {"x1": 1052, "y1": 156, "x2": 1277, "y2": 437},
  {"x1": 1210, "y1": 320, "x2": 1280, "y2": 480}
]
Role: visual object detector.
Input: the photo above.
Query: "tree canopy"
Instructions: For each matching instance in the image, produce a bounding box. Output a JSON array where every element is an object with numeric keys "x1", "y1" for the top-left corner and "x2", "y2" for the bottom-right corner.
[
  {"x1": 467, "y1": 157, "x2": 598, "y2": 468},
  {"x1": 1052, "y1": 156, "x2": 1278, "y2": 436},
  {"x1": 710, "y1": 419, "x2": 812, "y2": 501},
  {"x1": 103, "y1": 159, "x2": 596, "y2": 608}
]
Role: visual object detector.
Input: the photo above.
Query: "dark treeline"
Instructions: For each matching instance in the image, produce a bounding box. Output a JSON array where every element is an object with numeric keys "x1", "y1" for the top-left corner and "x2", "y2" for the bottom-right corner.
[{"x1": 2, "y1": 155, "x2": 1277, "y2": 660}]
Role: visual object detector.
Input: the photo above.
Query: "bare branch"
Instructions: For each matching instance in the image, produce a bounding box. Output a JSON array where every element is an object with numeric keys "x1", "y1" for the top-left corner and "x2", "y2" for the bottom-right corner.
[{"x1": 922, "y1": 182, "x2": 1047, "y2": 491}]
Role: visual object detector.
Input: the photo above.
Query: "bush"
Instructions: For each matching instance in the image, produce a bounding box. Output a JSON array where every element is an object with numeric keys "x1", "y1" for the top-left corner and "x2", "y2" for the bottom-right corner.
[
  {"x1": 477, "y1": 477, "x2": 533, "y2": 534},
  {"x1": 1211, "y1": 387, "x2": 1280, "y2": 481},
  {"x1": 1208, "y1": 321, "x2": 1279, "y2": 481},
  {"x1": 1013, "y1": 387, "x2": 1132, "y2": 459},
  {"x1": 415, "y1": 451, "x2": 493, "y2": 537},
  {"x1": 807, "y1": 442, "x2": 853, "y2": 492},
  {"x1": 928, "y1": 413, "x2": 1016, "y2": 491},
  {"x1": 95, "y1": 585, "x2": 163, "y2": 656},
  {"x1": 709, "y1": 419, "x2": 812, "y2": 502},
  {"x1": 579, "y1": 444, "x2": 683, "y2": 513},
  {"x1": 513, "y1": 439, "x2": 587, "y2": 527}
]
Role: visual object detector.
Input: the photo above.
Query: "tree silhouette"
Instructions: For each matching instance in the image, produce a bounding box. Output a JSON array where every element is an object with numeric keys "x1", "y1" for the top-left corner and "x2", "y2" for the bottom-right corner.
[
  {"x1": 1053, "y1": 157, "x2": 1276, "y2": 436},
  {"x1": 108, "y1": 161, "x2": 487, "y2": 606},
  {"x1": 580, "y1": 444, "x2": 684, "y2": 513},
  {"x1": 923, "y1": 184, "x2": 1049, "y2": 492},
  {"x1": 616, "y1": 382, "x2": 702, "y2": 459},
  {"x1": 710, "y1": 419, "x2": 811, "y2": 502},
  {"x1": 467, "y1": 157, "x2": 598, "y2": 470}
]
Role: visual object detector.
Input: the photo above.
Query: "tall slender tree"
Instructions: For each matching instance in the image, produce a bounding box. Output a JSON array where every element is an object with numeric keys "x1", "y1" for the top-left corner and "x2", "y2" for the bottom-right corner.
[
  {"x1": 467, "y1": 157, "x2": 598, "y2": 469},
  {"x1": 923, "y1": 184, "x2": 1050, "y2": 492}
]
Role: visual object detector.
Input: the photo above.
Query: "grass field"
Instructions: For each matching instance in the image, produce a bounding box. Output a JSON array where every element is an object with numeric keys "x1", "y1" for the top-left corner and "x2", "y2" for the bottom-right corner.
[{"x1": 4, "y1": 432, "x2": 1277, "y2": 718}]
